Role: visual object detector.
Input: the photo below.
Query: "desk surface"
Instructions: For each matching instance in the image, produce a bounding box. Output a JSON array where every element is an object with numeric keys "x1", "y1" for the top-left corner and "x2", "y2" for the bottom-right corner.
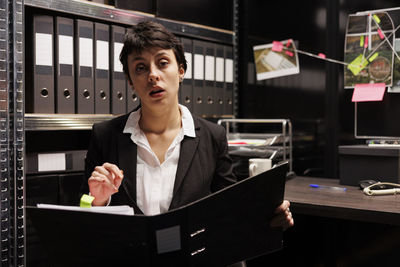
[{"x1": 285, "y1": 176, "x2": 400, "y2": 225}]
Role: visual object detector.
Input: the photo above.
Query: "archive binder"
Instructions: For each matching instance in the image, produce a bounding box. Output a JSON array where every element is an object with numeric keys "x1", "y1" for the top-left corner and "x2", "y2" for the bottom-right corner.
[
  {"x1": 127, "y1": 90, "x2": 140, "y2": 112},
  {"x1": 55, "y1": 16, "x2": 75, "y2": 114},
  {"x1": 31, "y1": 14, "x2": 55, "y2": 113},
  {"x1": 181, "y1": 37, "x2": 193, "y2": 112},
  {"x1": 224, "y1": 45, "x2": 234, "y2": 116},
  {"x1": 75, "y1": 19, "x2": 95, "y2": 114},
  {"x1": 27, "y1": 163, "x2": 288, "y2": 267},
  {"x1": 111, "y1": 25, "x2": 127, "y2": 115},
  {"x1": 215, "y1": 44, "x2": 225, "y2": 117},
  {"x1": 193, "y1": 40, "x2": 205, "y2": 116},
  {"x1": 204, "y1": 42, "x2": 216, "y2": 117},
  {"x1": 94, "y1": 22, "x2": 110, "y2": 114}
]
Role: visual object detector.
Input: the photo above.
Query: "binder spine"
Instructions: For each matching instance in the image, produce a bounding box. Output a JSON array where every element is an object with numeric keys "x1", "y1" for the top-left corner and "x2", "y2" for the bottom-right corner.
[
  {"x1": 193, "y1": 40, "x2": 205, "y2": 117},
  {"x1": 111, "y1": 25, "x2": 127, "y2": 115},
  {"x1": 32, "y1": 15, "x2": 55, "y2": 113},
  {"x1": 55, "y1": 17, "x2": 75, "y2": 114},
  {"x1": 94, "y1": 22, "x2": 110, "y2": 114},
  {"x1": 215, "y1": 45, "x2": 225, "y2": 117},
  {"x1": 205, "y1": 43, "x2": 216, "y2": 118},
  {"x1": 75, "y1": 19, "x2": 95, "y2": 114},
  {"x1": 181, "y1": 38, "x2": 193, "y2": 112}
]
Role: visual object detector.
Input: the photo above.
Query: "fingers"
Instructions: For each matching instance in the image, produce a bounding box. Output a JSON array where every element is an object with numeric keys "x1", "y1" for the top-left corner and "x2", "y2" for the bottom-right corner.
[
  {"x1": 270, "y1": 200, "x2": 294, "y2": 230},
  {"x1": 93, "y1": 163, "x2": 124, "y2": 189}
]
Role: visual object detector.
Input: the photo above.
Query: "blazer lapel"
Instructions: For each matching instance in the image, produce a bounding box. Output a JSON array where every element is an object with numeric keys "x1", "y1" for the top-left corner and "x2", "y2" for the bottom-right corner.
[{"x1": 117, "y1": 131, "x2": 140, "y2": 211}]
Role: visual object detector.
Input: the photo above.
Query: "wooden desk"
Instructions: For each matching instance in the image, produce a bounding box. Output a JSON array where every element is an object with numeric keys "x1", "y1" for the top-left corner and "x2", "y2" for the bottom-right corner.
[{"x1": 285, "y1": 176, "x2": 400, "y2": 226}]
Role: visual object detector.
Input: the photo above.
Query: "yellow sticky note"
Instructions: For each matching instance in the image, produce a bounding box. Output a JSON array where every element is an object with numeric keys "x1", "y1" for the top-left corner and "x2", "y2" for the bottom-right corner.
[
  {"x1": 360, "y1": 36, "x2": 364, "y2": 47},
  {"x1": 368, "y1": 52, "x2": 379, "y2": 62},
  {"x1": 347, "y1": 54, "x2": 369, "y2": 76},
  {"x1": 373, "y1": 14, "x2": 381, "y2": 24},
  {"x1": 80, "y1": 194, "x2": 95, "y2": 208}
]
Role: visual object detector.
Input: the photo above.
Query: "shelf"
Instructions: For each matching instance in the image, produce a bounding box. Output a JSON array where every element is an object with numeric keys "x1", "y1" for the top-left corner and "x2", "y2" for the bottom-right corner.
[
  {"x1": 25, "y1": 113, "x2": 116, "y2": 131},
  {"x1": 24, "y1": 0, "x2": 234, "y2": 44}
]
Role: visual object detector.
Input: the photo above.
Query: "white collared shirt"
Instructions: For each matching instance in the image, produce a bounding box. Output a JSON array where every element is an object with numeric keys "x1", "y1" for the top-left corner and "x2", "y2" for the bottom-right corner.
[{"x1": 123, "y1": 104, "x2": 196, "y2": 215}]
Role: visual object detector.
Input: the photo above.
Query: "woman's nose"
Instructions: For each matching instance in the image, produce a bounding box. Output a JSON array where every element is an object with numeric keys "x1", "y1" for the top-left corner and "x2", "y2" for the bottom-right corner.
[{"x1": 148, "y1": 66, "x2": 160, "y2": 83}]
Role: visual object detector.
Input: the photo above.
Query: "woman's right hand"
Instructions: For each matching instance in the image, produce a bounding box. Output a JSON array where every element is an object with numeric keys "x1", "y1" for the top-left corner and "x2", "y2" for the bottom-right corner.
[{"x1": 88, "y1": 162, "x2": 124, "y2": 206}]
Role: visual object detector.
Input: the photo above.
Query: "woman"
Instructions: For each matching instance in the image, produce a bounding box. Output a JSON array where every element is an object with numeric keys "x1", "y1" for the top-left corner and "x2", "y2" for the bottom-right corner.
[{"x1": 82, "y1": 21, "x2": 293, "y2": 230}]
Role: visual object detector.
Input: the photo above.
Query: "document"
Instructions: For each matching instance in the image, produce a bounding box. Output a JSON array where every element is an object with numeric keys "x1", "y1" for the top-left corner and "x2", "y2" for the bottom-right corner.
[{"x1": 36, "y1": 203, "x2": 134, "y2": 215}]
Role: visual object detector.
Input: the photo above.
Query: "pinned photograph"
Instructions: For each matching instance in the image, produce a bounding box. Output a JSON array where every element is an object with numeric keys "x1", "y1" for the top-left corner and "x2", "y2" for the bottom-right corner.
[{"x1": 253, "y1": 39, "x2": 299, "y2": 80}]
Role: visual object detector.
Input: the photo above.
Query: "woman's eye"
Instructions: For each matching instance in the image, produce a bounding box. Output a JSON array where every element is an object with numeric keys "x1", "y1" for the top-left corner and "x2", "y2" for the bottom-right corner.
[
  {"x1": 159, "y1": 60, "x2": 169, "y2": 67},
  {"x1": 135, "y1": 64, "x2": 146, "y2": 73}
]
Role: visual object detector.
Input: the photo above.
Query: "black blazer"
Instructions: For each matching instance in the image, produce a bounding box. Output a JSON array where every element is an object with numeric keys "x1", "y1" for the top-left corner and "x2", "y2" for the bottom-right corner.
[{"x1": 83, "y1": 113, "x2": 236, "y2": 214}]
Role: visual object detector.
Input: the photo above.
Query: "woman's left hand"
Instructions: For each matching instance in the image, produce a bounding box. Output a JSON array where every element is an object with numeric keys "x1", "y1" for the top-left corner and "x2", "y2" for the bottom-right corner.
[{"x1": 270, "y1": 200, "x2": 294, "y2": 231}]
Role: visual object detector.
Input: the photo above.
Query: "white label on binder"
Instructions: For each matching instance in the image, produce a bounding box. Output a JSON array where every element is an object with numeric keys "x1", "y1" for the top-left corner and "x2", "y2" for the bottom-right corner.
[
  {"x1": 216, "y1": 57, "x2": 224, "y2": 82},
  {"x1": 38, "y1": 153, "x2": 66, "y2": 172},
  {"x1": 96, "y1": 40, "x2": 109, "y2": 70},
  {"x1": 58, "y1": 35, "x2": 73, "y2": 65},
  {"x1": 205, "y1": 55, "x2": 215, "y2": 81},
  {"x1": 156, "y1": 225, "x2": 181, "y2": 254},
  {"x1": 225, "y1": 58, "x2": 233, "y2": 83},
  {"x1": 114, "y1": 42, "x2": 124, "y2": 72},
  {"x1": 184, "y1": 52, "x2": 192, "y2": 79},
  {"x1": 194, "y1": 54, "x2": 204, "y2": 80},
  {"x1": 35, "y1": 33, "x2": 53, "y2": 66},
  {"x1": 79, "y1": 37, "x2": 93, "y2": 67}
]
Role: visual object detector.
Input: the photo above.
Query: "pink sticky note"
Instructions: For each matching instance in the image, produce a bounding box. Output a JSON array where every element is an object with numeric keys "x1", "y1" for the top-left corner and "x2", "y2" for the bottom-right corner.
[
  {"x1": 285, "y1": 51, "x2": 294, "y2": 57},
  {"x1": 272, "y1": 41, "x2": 283, "y2": 52},
  {"x1": 364, "y1": 36, "x2": 369, "y2": 48},
  {"x1": 286, "y1": 39, "x2": 292, "y2": 48},
  {"x1": 378, "y1": 29, "x2": 385, "y2": 39},
  {"x1": 352, "y1": 83, "x2": 386, "y2": 102},
  {"x1": 318, "y1": 53, "x2": 326, "y2": 59}
]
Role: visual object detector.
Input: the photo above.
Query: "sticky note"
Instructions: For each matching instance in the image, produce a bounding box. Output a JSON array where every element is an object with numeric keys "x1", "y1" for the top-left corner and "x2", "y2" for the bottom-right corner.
[
  {"x1": 80, "y1": 194, "x2": 95, "y2": 208},
  {"x1": 286, "y1": 39, "x2": 292, "y2": 48},
  {"x1": 368, "y1": 52, "x2": 379, "y2": 62},
  {"x1": 364, "y1": 36, "x2": 368, "y2": 48},
  {"x1": 360, "y1": 36, "x2": 364, "y2": 47},
  {"x1": 378, "y1": 29, "x2": 384, "y2": 39},
  {"x1": 272, "y1": 41, "x2": 283, "y2": 52},
  {"x1": 347, "y1": 54, "x2": 369, "y2": 76},
  {"x1": 285, "y1": 51, "x2": 294, "y2": 57},
  {"x1": 352, "y1": 83, "x2": 386, "y2": 102},
  {"x1": 318, "y1": 53, "x2": 326, "y2": 59},
  {"x1": 373, "y1": 14, "x2": 381, "y2": 24}
]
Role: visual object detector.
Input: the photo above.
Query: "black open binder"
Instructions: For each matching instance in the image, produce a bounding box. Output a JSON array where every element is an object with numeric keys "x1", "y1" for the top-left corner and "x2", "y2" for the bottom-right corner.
[{"x1": 27, "y1": 162, "x2": 288, "y2": 267}]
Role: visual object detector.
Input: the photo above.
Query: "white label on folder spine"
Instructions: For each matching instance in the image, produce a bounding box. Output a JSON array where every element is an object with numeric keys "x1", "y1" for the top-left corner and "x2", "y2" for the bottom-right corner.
[
  {"x1": 194, "y1": 54, "x2": 204, "y2": 80},
  {"x1": 114, "y1": 42, "x2": 124, "y2": 72},
  {"x1": 156, "y1": 225, "x2": 181, "y2": 254},
  {"x1": 225, "y1": 58, "x2": 233, "y2": 83},
  {"x1": 205, "y1": 55, "x2": 215, "y2": 81},
  {"x1": 96, "y1": 40, "x2": 109, "y2": 70},
  {"x1": 216, "y1": 57, "x2": 224, "y2": 82},
  {"x1": 58, "y1": 35, "x2": 73, "y2": 65},
  {"x1": 38, "y1": 153, "x2": 66, "y2": 172},
  {"x1": 184, "y1": 52, "x2": 192, "y2": 79},
  {"x1": 79, "y1": 37, "x2": 93, "y2": 67},
  {"x1": 35, "y1": 33, "x2": 53, "y2": 66}
]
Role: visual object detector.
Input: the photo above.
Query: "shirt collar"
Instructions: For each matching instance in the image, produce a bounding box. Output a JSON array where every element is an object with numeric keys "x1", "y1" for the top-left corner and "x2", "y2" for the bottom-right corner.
[{"x1": 123, "y1": 104, "x2": 196, "y2": 138}]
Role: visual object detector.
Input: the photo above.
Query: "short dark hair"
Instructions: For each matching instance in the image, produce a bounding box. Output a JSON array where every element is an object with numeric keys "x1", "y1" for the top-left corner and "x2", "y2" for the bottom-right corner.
[{"x1": 119, "y1": 20, "x2": 187, "y2": 82}]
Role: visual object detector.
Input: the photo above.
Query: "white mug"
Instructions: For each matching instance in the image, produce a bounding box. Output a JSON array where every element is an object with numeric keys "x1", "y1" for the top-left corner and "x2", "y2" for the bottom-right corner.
[{"x1": 249, "y1": 158, "x2": 272, "y2": 177}]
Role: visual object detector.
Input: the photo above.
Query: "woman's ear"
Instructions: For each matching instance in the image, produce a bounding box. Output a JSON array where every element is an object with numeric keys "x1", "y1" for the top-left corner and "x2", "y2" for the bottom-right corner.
[{"x1": 178, "y1": 65, "x2": 185, "y2": 82}]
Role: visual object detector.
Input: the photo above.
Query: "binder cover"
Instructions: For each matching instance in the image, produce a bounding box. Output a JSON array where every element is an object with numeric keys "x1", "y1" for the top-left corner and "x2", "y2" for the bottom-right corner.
[
  {"x1": 94, "y1": 22, "x2": 110, "y2": 114},
  {"x1": 55, "y1": 17, "x2": 75, "y2": 114},
  {"x1": 204, "y1": 42, "x2": 216, "y2": 117},
  {"x1": 31, "y1": 14, "x2": 55, "y2": 113},
  {"x1": 27, "y1": 163, "x2": 288, "y2": 267},
  {"x1": 215, "y1": 44, "x2": 225, "y2": 117},
  {"x1": 127, "y1": 90, "x2": 140, "y2": 112},
  {"x1": 111, "y1": 25, "x2": 127, "y2": 114},
  {"x1": 224, "y1": 45, "x2": 234, "y2": 116},
  {"x1": 193, "y1": 40, "x2": 205, "y2": 117},
  {"x1": 181, "y1": 37, "x2": 194, "y2": 112},
  {"x1": 75, "y1": 19, "x2": 95, "y2": 114}
]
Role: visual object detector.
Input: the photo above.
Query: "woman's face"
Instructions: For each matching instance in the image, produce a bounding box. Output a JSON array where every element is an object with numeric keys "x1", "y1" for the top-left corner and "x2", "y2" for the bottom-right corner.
[{"x1": 127, "y1": 47, "x2": 184, "y2": 111}]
